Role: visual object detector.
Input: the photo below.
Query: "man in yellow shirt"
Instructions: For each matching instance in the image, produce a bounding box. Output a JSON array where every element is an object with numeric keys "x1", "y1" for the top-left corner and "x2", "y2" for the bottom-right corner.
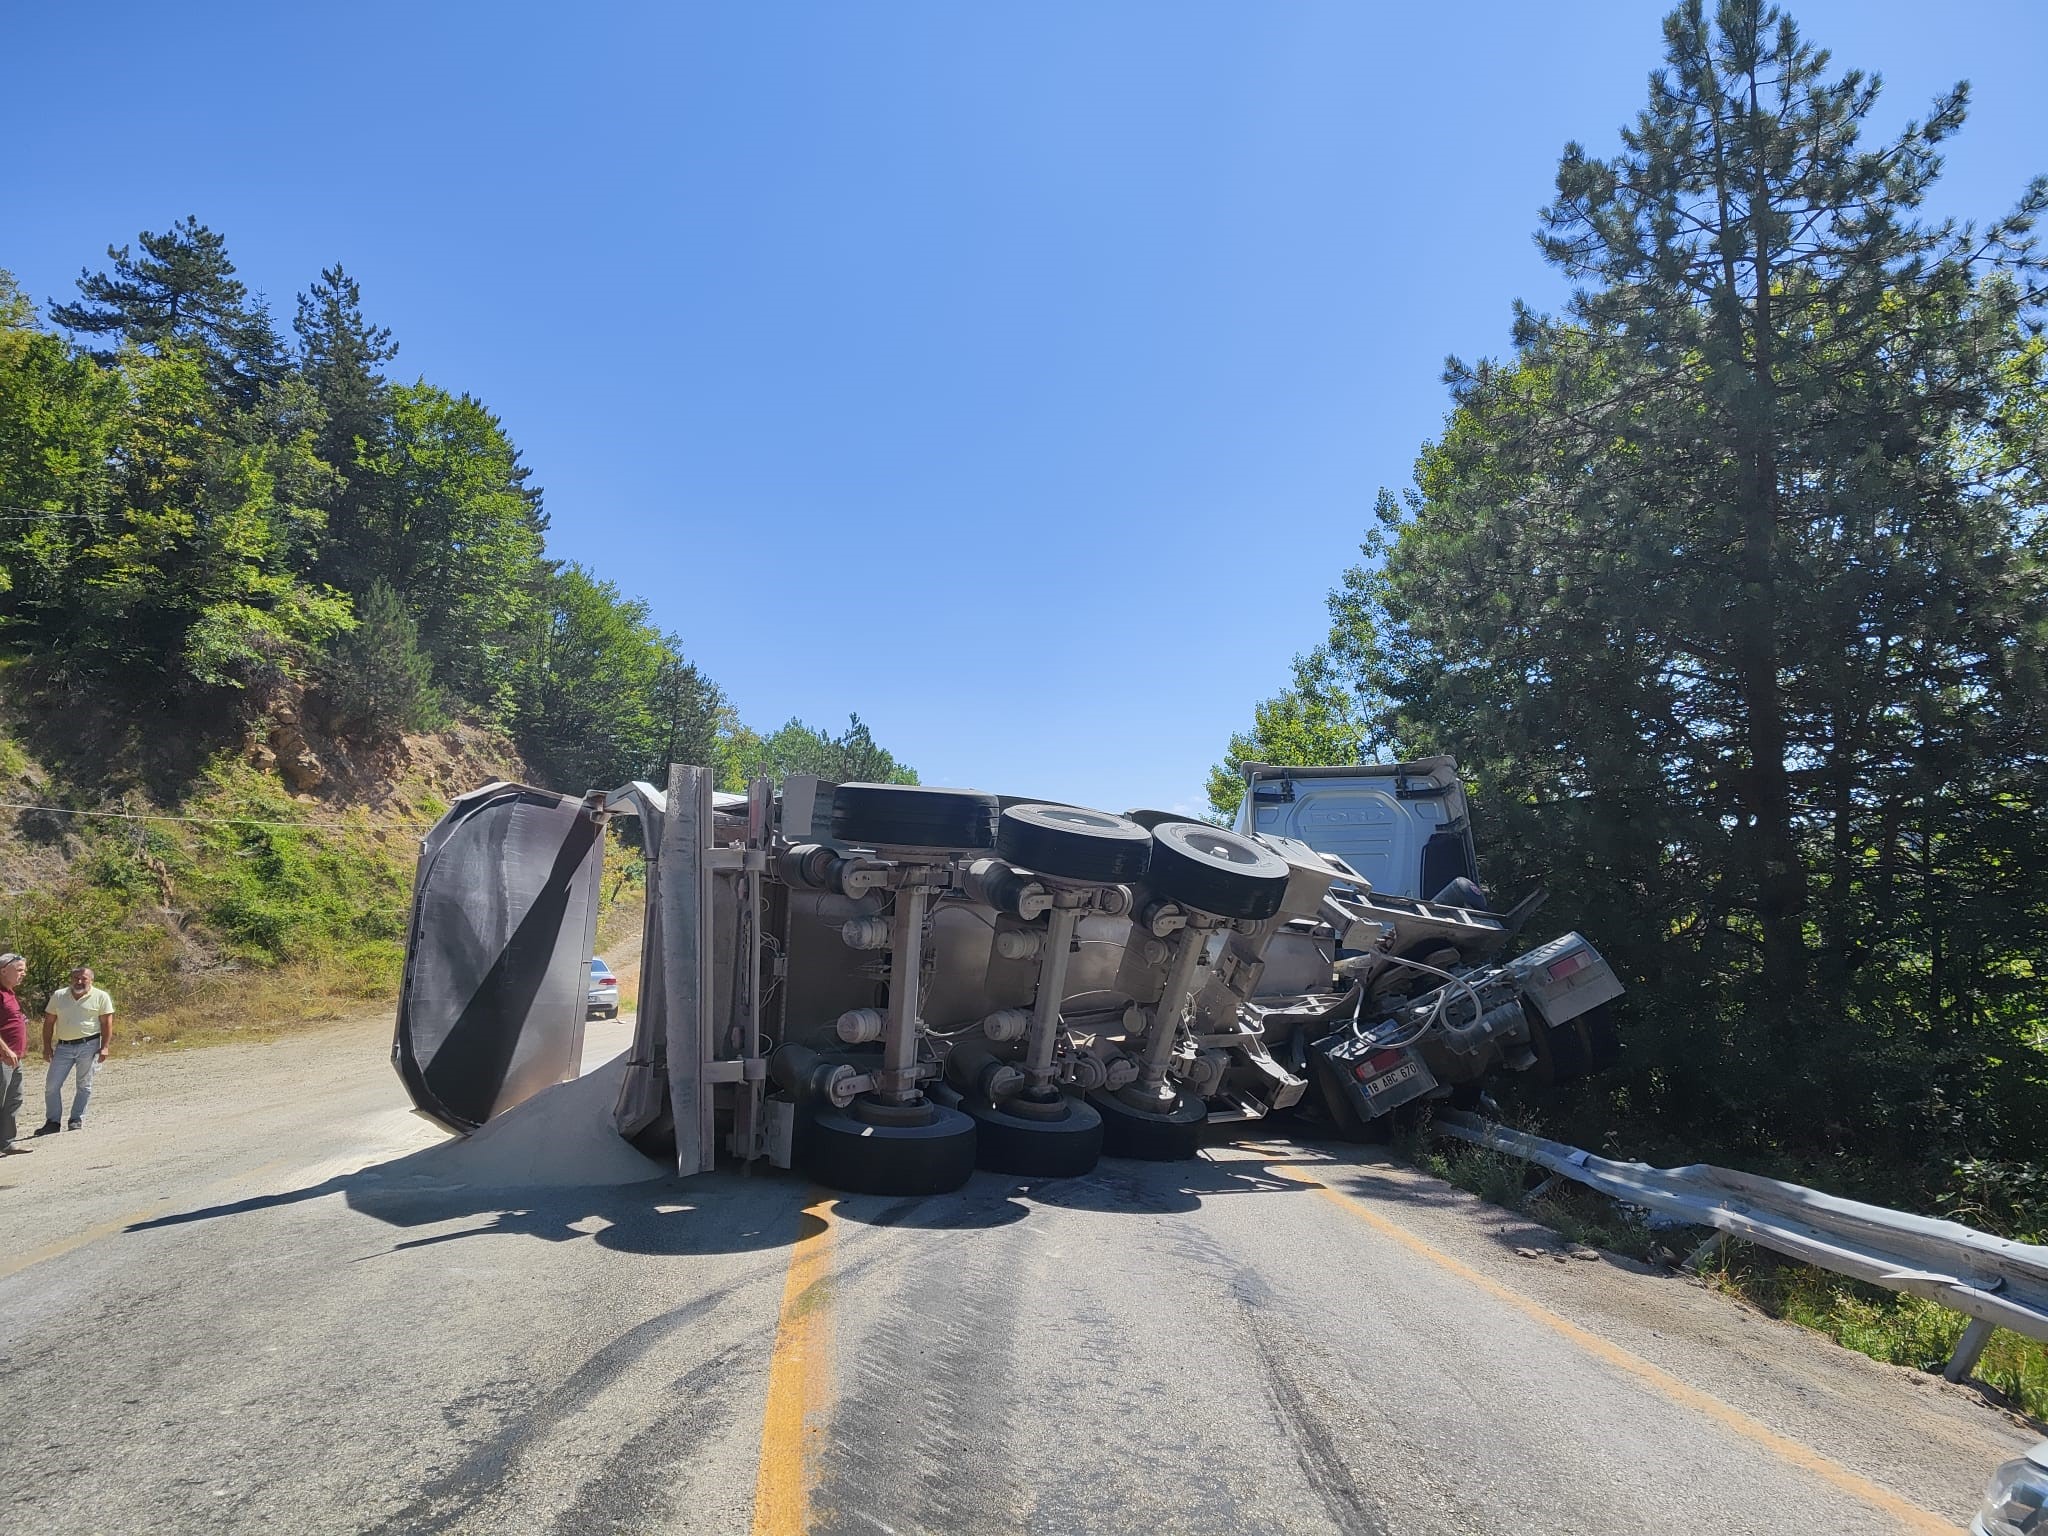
[{"x1": 37, "y1": 965, "x2": 114, "y2": 1134}]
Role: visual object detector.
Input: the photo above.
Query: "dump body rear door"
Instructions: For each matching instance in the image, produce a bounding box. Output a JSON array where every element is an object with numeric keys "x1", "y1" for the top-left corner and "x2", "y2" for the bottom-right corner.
[{"x1": 393, "y1": 781, "x2": 604, "y2": 1132}]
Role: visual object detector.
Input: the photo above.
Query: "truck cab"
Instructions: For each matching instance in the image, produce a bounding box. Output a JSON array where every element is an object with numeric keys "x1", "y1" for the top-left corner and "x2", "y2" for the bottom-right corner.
[{"x1": 1231, "y1": 757, "x2": 1480, "y2": 903}]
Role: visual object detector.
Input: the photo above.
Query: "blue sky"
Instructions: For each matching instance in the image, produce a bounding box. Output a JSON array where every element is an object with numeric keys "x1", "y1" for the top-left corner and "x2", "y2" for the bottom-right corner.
[{"x1": 6, "y1": 2, "x2": 2045, "y2": 816}]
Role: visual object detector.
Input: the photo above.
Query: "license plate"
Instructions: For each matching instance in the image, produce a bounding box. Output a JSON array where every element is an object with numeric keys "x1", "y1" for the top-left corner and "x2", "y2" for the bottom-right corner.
[{"x1": 1363, "y1": 1061, "x2": 1420, "y2": 1097}]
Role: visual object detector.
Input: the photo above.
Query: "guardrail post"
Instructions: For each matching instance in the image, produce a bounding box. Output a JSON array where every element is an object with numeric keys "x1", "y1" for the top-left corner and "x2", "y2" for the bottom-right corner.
[
  {"x1": 1943, "y1": 1316, "x2": 1997, "y2": 1383},
  {"x1": 1684, "y1": 1232, "x2": 1726, "y2": 1274}
]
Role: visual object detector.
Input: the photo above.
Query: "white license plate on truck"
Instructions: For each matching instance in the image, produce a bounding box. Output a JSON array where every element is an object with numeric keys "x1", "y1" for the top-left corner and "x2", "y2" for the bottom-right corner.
[{"x1": 1363, "y1": 1061, "x2": 1420, "y2": 1097}]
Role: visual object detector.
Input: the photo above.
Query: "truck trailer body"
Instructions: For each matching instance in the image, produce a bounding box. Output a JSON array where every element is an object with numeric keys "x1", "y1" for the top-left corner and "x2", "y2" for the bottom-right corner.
[{"x1": 393, "y1": 763, "x2": 1623, "y2": 1196}]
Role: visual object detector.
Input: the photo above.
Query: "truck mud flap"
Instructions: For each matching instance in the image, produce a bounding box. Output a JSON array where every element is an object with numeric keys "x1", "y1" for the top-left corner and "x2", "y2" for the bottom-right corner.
[{"x1": 393, "y1": 782, "x2": 604, "y2": 1133}]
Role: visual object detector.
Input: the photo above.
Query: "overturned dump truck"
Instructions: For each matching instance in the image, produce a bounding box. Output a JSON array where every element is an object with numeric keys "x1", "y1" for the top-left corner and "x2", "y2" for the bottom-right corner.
[{"x1": 393, "y1": 760, "x2": 1623, "y2": 1197}]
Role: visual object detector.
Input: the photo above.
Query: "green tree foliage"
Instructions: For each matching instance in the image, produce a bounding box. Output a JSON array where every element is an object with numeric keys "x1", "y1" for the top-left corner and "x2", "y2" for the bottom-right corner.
[
  {"x1": 3, "y1": 228, "x2": 911, "y2": 804},
  {"x1": 49, "y1": 215, "x2": 284, "y2": 408},
  {"x1": 0, "y1": 272, "x2": 125, "y2": 615},
  {"x1": 293, "y1": 264, "x2": 397, "y2": 596},
  {"x1": 9, "y1": 336, "x2": 348, "y2": 695},
  {"x1": 513, "y1": 564, "x2": 726, "y2": 793},
  {"x1": 652, "y1": 648, "x2": 727, "y2": 779},
  {"x1": 1231, "y1": 0, "x2": 2048, "y2": 1187},
  {"x1": 722, "y1": 714, "x2": 919, "y2": 789},
  {"x1": 1205, "y1": 647, "x2": 1375, "y2": 820},
  {"x1": 318, "y1": 581, "x2": 443, "y2": 737},
  {"x1": 359, "y1": 383, "x2": 547, "y2": 715}
]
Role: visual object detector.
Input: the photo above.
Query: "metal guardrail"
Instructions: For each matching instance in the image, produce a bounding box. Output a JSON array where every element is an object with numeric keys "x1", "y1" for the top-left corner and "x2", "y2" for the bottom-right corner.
[{"x1": 1433, "y1": 1111, "x2": 2048, "y2": 1383}]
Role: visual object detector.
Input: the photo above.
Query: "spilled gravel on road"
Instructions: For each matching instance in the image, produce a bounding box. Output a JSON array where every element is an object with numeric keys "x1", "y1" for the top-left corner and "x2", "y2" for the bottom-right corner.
[{"x1": 388, "y1": 1054, "x2": 666, "y2": 1189}]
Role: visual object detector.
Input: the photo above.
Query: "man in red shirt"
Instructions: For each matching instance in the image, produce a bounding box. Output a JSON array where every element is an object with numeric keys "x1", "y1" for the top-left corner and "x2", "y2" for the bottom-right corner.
[{"x1": 0, "y1": 951, "x2": 31, "y2": 1155}]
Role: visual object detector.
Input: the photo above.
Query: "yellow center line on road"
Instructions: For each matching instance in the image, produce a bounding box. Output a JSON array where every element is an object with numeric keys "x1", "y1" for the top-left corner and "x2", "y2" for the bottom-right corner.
[
  {"x1": 750, "y1": 1191, "x2": 838, "y2": 1536},
  {"x1": 1275, "y1": 1163, "x2": 1952, "y2": 1536}
]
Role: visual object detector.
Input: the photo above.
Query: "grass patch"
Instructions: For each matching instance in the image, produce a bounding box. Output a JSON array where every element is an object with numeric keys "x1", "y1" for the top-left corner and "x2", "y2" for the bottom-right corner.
[
  {"x1": 1706, "y1": 1247, "x2": 2048, "y2": 1423},
  {"x1": 1398, "y1": 1120, "x2": 2048, "y2": 1424},
  {"x1": 1399, "y1": 1127, "x2": 1662, "y2": 1261},
  {"x1": 0, "y1": 719, "x2": 626, "y2": 1054},
  {"x1": 125, "y1": 961, "x2": 397, "y2": 1049}
]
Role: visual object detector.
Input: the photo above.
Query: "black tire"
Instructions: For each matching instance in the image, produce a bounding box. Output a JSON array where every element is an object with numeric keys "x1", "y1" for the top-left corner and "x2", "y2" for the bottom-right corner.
[
  {"x1": 959, "y1": 1092, "x2": 1104, "y2": 1177},
  {"x1": 1302, "y1": 1043, "x2": 1381, "y2": 1143},
  {"x1": 1430, "y1": 876, "x2": 1491, "y2": 910},
  {"x1": 797, "y1": 1101, "x2": 979, "y2": 1195},
  {"x1": 1119, "y1": 808, "x2": 1182, "y2": 831},
  {"x1": 1526, "y1": 1004, "x2": 1592, "y2": 1085},
  {"x1": 831, "y1": 783, "x2": 999, "y2": 851},
  {"x1": 1582, "y1": 1003, "x2": 1622, "y2": 1073},
  {"x1": 1294, "y1": 1048, "x2": 1376, "y2": 1146},
  {"x1": 1147, "y1": 822, "x2": 1292, "y2": 921},
  {"x1": 996, "y1": 804, "x2": 1152, "y2": 883},
  {"x1": 1089, "y1": 1088, "x2": 1207, "y2": 1160}
]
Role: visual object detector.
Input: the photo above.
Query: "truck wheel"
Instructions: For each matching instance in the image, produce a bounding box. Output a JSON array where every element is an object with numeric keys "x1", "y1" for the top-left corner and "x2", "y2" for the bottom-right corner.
[
  {"x1": 996, "y1": 804, "x2": 1152, "y2": 883},
  {"x1": 797, "y1": 1101, "x2": 979, "y2": 1195},
  {"x1": 1430, "y1": 876, "x2": 1491, "y2": 910},
  {"x1": 1526, "y1": 1005, "x2": 1592, "y2": 1085},
  {"x1": 1302, "y1": 1045, "x2": 1387, "y2": 1143},
  {"x1": 959, "y1": 1091, "x2": 1103, "y2": 1178},
  {"x1": 1147, "y1": 823, "x2": 1291, "y2": 921},
  {"x1": 1582, "y1": 1004, "x2": 1621, "y2": 1072},
  {"x1": 1090, "y1": 1089, "x2": 1207, "y2": 1160},
  {"x1": 831, "y1": 784, "x2": 1000, "y2": 852}
]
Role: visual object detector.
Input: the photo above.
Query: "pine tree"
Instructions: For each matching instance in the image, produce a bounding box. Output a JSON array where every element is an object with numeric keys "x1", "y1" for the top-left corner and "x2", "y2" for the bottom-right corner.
[
  {"x1": 318, "y1": 581, "x2": 443, "y2": 737},
  {"x1": 1520, "y1": 0, "x2": 2045, "y2": 1005},
  {"x1": 294, "y1": 264, "x2": 399, "y2": 594},
  {"x1": 651, "y1": 648, "x2": 726, "y2": 777},
  {"x1": 50, "y1": 217, "x2": 280, "y2": 406},
  {"x1": 364, "y1": 383, "x2": 549, "y2": 713},
  {"x1": 721, "y1": 715, "x2": 918, "y2": 787},
  {"x1": 1291, "y1": 0, "x2": 2048, "y2": 1166}
]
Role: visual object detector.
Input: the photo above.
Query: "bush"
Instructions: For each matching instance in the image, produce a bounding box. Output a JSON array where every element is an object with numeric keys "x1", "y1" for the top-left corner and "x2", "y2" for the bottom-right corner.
[
  {"x1": 1711, "y1": 1249, "x2": 2048, "y2": 1420},
  {"x1": 317, "y1": 581, "x2": 444, "y2": 738}
]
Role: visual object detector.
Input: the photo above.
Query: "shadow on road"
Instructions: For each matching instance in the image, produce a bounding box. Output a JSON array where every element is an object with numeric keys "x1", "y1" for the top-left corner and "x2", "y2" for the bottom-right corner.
[
  {"x1": 123, "y1": 1139, "x2": 1366, "y2": 1257},
  {"x1": 124, "y1": 1155, "x2": 816, "y2": 1259},
  {"x1": 123, "y1": 1112, "x2": 1540, "y2": 1267}
]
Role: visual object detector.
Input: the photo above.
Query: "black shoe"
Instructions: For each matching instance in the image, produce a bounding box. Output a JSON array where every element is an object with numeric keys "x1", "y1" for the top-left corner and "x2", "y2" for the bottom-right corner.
[
  {"x1": 32, "y1": 1121, "x2": 60, "y2": 1137},
  {"x1": 67, "y1": 1120, "x2": 82, "y2": 1131}
]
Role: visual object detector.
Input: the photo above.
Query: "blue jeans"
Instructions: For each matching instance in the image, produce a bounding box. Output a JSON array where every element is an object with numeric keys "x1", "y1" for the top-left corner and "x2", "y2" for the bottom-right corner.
[{"x1": 46, "y1": 1037, "x2": 100, "y2": 1125}]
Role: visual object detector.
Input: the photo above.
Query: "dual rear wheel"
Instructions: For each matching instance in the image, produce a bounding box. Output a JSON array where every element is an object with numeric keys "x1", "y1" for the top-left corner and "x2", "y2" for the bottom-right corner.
[{"x1": 793, "y1": 789, "x2": 1277, "y2": 1194}]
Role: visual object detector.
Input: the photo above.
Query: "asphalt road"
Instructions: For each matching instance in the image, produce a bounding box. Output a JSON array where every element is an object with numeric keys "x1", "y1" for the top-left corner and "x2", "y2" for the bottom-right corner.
[{"x1": 0, "y1": 1016, "x2": 2035, "y2": 1535}]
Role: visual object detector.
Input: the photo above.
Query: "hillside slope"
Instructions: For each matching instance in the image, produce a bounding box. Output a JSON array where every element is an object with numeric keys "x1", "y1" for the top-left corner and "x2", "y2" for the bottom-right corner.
[{"x1": 0, "y1": 684, "x2": 577, "y2": 1045}]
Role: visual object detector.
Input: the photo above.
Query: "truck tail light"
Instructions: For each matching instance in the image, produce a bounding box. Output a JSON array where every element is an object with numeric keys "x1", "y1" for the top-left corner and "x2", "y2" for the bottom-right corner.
[{"x1": 1547, "y1": 950, "x2": 1591, "y2": 980}]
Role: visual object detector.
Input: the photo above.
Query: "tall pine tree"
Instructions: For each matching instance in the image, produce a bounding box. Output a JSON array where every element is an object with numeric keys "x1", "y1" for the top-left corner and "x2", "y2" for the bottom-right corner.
[
  {"x1": 1273, "y1": 0, "x2": 2048, "y2": 1170},
  {"x1": 294, "y1": 263, "x2": 399, "y2": 595},
  {"x1": 50, "y1": 216, "x2": 283, "y2": 408}
]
